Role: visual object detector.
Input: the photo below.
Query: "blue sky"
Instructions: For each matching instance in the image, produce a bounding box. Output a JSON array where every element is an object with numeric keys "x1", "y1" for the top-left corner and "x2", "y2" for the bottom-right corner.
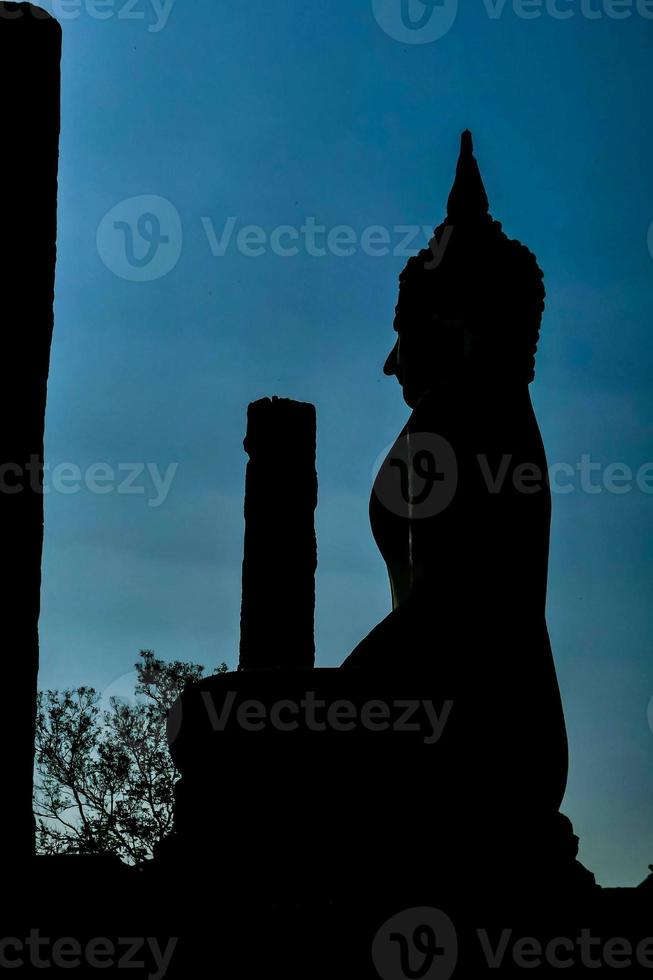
[{"x1": 37, "y1": 0, "x2": 653, "y2": 886}]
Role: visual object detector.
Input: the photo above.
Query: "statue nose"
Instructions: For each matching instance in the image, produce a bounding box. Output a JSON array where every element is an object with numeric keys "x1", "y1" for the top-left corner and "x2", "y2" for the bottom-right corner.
[{"x1": 384, "y1": 340, "x2": 399, "y2": 376}]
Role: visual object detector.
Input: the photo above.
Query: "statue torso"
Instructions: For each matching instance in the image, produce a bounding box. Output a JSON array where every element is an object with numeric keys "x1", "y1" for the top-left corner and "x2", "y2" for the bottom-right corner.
[
  {"x1": 350, "y1": 381, "x2": 568, "y2": 810},
  {"x1": 370, "y1": 381, "x2": 552, "y2": 616}
]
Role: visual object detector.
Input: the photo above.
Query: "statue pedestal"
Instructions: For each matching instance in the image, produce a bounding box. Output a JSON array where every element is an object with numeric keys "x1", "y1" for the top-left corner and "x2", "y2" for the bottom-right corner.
[{"x1": 165, "y1": 668, "x2": 595, "y2": 905}]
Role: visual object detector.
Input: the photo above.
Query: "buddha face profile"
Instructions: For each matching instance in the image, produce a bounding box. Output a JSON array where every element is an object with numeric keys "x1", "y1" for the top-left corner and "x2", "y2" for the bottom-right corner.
[
  {"x1": 383, "y1": 331, "x2": 417, "y2": 407},
  {"x1": 383, "y1": 317, "x2": 476, "y2": 408}
]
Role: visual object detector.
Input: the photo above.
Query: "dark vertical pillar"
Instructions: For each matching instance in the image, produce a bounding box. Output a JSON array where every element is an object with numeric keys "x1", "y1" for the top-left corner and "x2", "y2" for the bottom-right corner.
[
  {"x1": 0, "y1": 3, "x2": 61, "y2": 857},
  {"x1": 239, "y1": 397, "x2": 317, "y2": 670}
]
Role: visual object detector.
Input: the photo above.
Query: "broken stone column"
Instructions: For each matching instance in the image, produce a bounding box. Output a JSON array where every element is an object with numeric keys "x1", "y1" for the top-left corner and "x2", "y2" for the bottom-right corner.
[
  {"x1": 239, "y1": 397, "x2": 317, "y2": 670},
  {"x1": 0, "y1": 3, "x2": 61, "y2": 857}
]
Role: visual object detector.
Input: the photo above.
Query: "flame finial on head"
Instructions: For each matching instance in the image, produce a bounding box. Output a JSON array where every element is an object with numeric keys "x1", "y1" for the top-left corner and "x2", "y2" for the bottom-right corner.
[{"x1": 446, "y1": 129, "x2": 490, "y2": 223}]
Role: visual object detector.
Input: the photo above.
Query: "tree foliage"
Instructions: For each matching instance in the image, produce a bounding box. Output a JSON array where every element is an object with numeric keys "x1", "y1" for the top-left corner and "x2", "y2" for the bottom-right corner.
[{"x1": 34, "y1": 650, "x2": 227, "y2": 864}]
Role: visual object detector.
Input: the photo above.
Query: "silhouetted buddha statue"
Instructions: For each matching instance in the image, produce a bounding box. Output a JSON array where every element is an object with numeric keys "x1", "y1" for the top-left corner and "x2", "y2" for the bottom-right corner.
[
  {"x1": 168, "y1": 132, "x2": 592, "y2": 907},
  {"x1": 342, "y1": 131, "x2": 568, "y2": 817}
]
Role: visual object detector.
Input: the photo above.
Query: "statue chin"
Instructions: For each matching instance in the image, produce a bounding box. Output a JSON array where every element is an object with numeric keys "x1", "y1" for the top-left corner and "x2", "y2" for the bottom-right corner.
[{"x1": 401, "y1": 385, "x2": 421, "y2": 408}]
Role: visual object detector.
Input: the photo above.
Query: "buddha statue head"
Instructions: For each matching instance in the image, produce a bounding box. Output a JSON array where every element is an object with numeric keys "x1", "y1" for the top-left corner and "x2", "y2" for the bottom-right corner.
[{"x1": 384, "y1": 131, "x2": 546, "y2": 407}]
